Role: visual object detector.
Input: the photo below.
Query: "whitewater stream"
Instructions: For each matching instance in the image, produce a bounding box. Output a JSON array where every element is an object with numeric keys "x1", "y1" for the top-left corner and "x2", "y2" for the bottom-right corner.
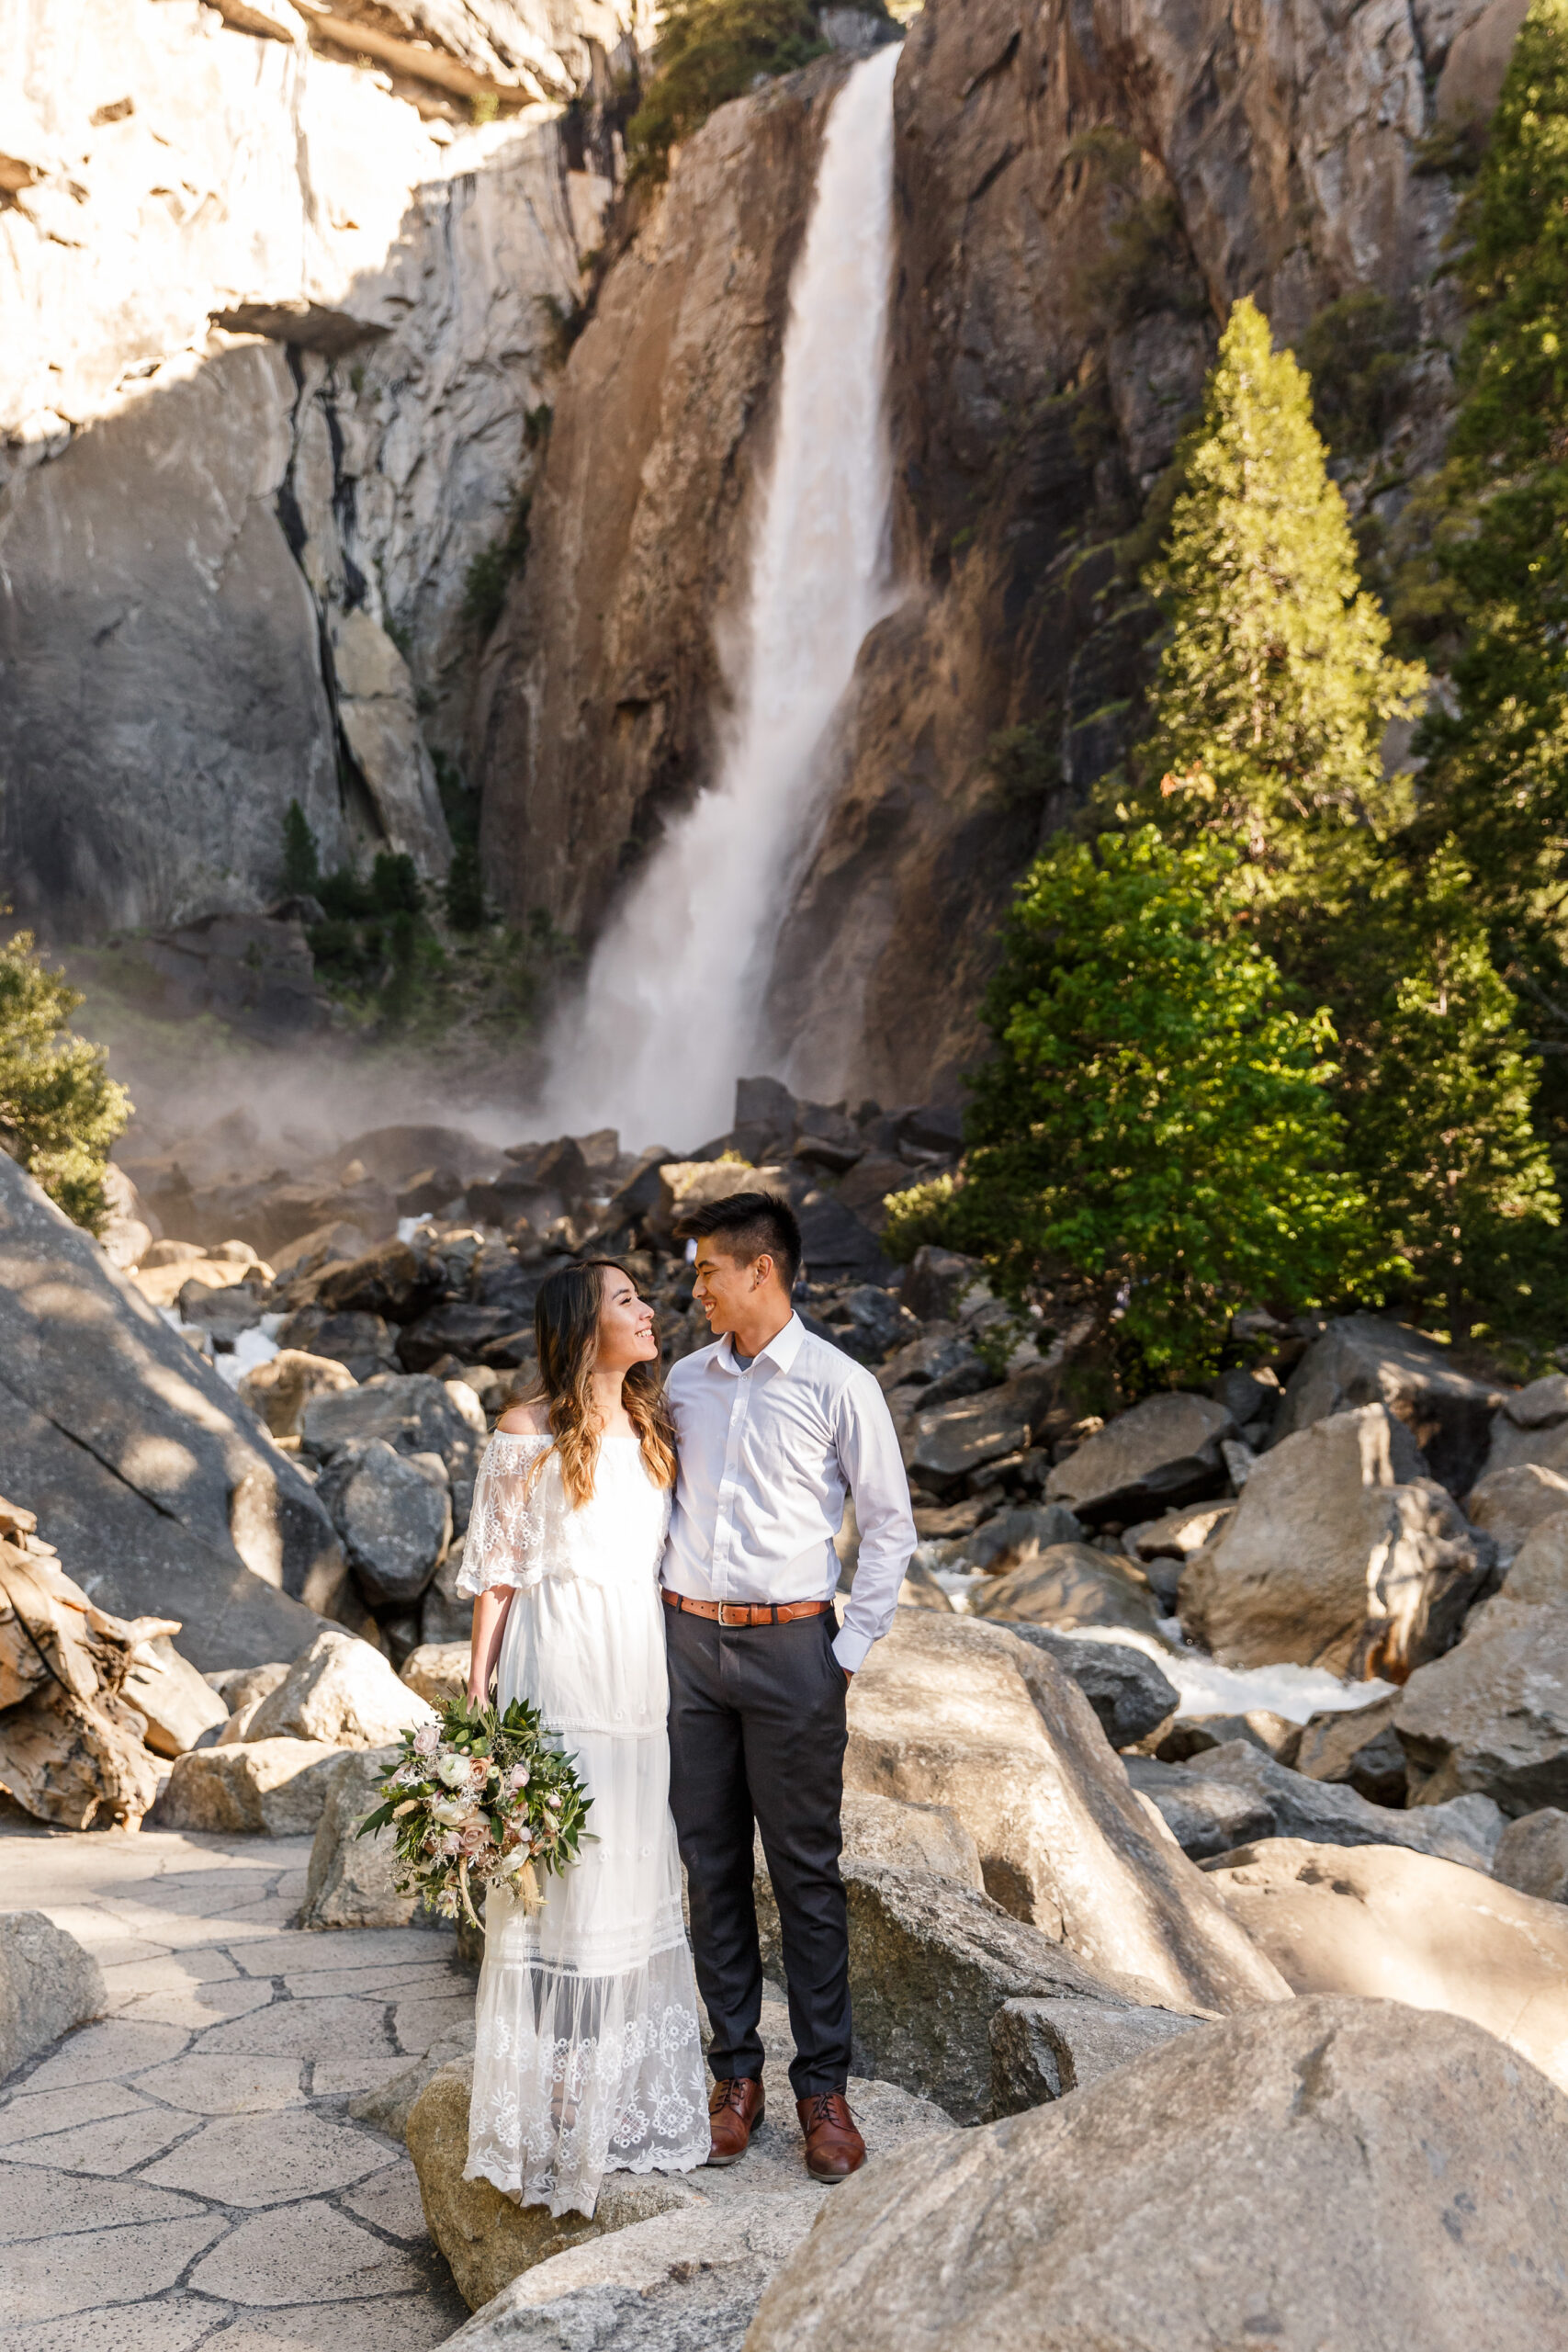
[{"x1": 540, "y1": 42, "x2": 902, "y2": 1148}]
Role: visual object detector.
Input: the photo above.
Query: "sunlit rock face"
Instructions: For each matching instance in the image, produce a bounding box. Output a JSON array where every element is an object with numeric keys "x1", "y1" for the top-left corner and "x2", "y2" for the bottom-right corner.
[{"x1": 0, "y1": 0, "x2": 637, "y2": 937}]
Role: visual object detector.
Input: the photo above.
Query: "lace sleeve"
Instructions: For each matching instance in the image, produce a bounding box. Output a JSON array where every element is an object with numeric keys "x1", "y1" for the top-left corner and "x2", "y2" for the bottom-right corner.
[{"x1": 455, "y1": 1435, "x2": 553, "y2": 1596}]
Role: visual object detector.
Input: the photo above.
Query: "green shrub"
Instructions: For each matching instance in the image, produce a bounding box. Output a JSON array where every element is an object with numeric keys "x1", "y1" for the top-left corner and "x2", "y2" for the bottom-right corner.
[
  {"x1": 280, "y1": 799, "x2": 321, "y2": 897},
  {"x1": 0, "y1": 933, "x2": 131, "y2": 1232},
  {"x1": 626, "y1": 0, "x2": 829, "y2": 185},
  {"x1": 464, "y1": 495, "x2": 532, "y2": 639}
]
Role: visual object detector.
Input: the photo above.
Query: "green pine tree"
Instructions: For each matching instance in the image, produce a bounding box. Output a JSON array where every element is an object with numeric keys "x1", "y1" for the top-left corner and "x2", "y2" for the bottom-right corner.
[
  {"x1": 0, "y1": 933, "x2": 132, "y2": 1233},
  {"x1": 1134, "y1": 296, "x2": 1425, "y2": 902},
  {"x1": 885, "y1": 828, "x2": 1387, "y2": 1387},
  {"x1": 281, "y1": 799, "x2": 321, "y2": 898}
]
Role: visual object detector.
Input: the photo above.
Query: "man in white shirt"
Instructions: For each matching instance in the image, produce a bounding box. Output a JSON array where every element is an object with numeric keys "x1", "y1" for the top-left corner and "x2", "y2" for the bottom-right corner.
[{"x1": 660, "y1": 1190, "x2": 916, "y2": 2185}]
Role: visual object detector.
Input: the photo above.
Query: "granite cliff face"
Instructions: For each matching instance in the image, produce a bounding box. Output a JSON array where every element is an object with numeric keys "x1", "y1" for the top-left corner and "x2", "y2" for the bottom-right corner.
[
  {"x1": 0, "y1": 0, "x2": 637, "y2": 936},
  {"x1": 480, "y1": 0, "x2": 1527, "y2": 1106}
]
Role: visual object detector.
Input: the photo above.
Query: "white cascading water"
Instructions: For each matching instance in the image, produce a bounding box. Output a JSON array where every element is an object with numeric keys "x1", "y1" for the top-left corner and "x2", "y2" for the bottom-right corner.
[{"x1": 539, "y1": 42, "x2": 901, "y2": 1148}]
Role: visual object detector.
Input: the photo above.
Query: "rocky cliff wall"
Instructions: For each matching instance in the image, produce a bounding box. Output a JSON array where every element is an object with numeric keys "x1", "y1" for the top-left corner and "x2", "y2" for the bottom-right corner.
[{"x1": 0, "y1": 0, "x2": 636, "y2": 938}]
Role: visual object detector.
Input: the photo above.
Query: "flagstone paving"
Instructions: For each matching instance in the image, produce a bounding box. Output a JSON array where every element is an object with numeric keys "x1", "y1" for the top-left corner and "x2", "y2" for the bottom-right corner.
[{"x1": 0, "y1": 1821, "x2": 474, "y2": 2350}]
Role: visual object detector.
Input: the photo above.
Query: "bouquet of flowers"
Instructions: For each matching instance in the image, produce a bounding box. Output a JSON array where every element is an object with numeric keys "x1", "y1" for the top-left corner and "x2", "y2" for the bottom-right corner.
[{"x1": 357, "y1": 1693, "x2": 593, "y2": 1927}]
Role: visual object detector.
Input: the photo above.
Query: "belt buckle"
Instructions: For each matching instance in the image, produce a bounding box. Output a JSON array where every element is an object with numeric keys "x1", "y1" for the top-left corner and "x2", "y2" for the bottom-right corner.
[{"x1": 718, "y1": 1603, "x2": 751, "y2": 1628}]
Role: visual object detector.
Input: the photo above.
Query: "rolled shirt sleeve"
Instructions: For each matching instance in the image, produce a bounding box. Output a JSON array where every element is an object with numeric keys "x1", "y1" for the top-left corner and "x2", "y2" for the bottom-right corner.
[{"x1": 830, "y1": 1370, "x2": 917, "y2": 1673}]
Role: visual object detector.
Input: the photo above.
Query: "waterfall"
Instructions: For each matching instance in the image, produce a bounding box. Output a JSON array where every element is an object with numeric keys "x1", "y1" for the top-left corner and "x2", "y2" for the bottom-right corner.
[{"x1": 539, "y1": 42, "x2": 901, "y2": 1149}]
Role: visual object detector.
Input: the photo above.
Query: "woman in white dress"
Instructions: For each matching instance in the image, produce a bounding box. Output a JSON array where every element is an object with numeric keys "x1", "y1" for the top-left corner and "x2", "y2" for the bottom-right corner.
[{"x1": 457, "y1": 1258, "x2": 709, "y2": 2218}]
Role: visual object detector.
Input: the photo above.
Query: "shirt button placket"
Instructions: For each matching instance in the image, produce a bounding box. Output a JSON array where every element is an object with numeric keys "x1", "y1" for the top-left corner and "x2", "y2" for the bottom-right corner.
[{"x1": 713, "y1": 1368, "x2": 750, "y2": 1602}]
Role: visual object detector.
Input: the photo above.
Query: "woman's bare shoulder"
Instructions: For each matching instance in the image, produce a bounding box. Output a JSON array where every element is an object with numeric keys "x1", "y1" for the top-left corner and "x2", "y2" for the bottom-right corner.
[{"x1": 495, "y1": 1401, "x2": 551, "y2": 1437}]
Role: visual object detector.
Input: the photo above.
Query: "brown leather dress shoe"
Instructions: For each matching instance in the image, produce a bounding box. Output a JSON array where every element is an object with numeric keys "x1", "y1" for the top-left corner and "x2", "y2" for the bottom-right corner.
[
  {"x1": 796, "y1": 2091, "x2": 865, "y2": 2182},
  {"x1": 706, "y1": 2076, "x2": 765, "y2": 2165}
]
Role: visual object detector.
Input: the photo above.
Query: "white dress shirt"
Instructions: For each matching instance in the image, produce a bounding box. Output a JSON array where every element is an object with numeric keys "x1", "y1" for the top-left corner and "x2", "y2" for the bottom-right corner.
[{"x1": 661, "y1": 1313, "x2": 917, "y2": 1673}]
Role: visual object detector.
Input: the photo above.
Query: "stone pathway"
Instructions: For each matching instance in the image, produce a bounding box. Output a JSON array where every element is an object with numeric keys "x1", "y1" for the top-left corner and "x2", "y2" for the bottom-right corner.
[{"x1": 0, "y1": 1820, "x2": 474, "y2": 2350}]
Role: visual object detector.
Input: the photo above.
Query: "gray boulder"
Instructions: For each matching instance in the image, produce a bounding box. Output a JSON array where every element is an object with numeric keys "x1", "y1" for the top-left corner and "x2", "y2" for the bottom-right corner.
[
  {"x1": 898, "y1": 1245, "x2": 989, "y2": 1322},
  {"x1": 1044, "y1": 1393, "x2": 1233, "y2": 1523},
  {"x1": 318, "y1": 1440, "x2": 452, "y2": 1605},
  {"x1": 1179, "y1": 1740, "x2": 1503, "y2": 1868},
  {"x1": 153, "y1": 1736, "x2": 345, "y2": 1835},
  {"x1": 989, "y1": 1993, "x2": 1201, "y2": 2111},
  {"x1": 1463, "y1": 1462, "x2": 1568, "y2": 1559},
  {"x1": 299, "y1": 1371, "x2": 486, "y2": 1526},
  {"x1": 1503, "y1": 1510, "x2": 1568, "y2": 1603},
  {"x1": 0, "y1": 1148, "x2": 341, "y2": 1668},
  {"x1": 744, "y1": 1998, "x2": 1568, "y2": 2352},
  {"x1": 1493, "y1": 1807, "x2": 1568, "y2": 1903},
  {"x1": 1, "y1": 1911, "x2": 106, "y2": 2082},
  {"x1": 904, "y1": 1392, "x2": 1031, "y2": 1486},
  {"x1": 1122, "y1": 1761, "x2": 1275, "y2": 1860},
  {"x1": 1292, "y1": 1694, "x2": 1407, "y2": 1806},
  {"x1": 1480, "y1": 1374, "x2": 1568, "y2": 1486},
  {"x1": 1179, "y1": 1405, "x2": 1491, "y2": 1679},
  {"x1": 120, "y1": 1633, "x2": 230, "y2": 1758},
  {"x1": 1397, "y1": 1596, "x2": 1568, "y2": 1815},
  {"x1": 837, "y1": 1788, "x2": 984, "y2": 1886},
  {"x1": 955, "y1": 1502, "x2": 1085, "y2": 1566},
  {"x1": 273, "y1": 1306, "x2": 399, "y2": 1382},
  {"x1": 969, "y1": 1544, "x2": 1162, "y2": 1641},
  {"x1": 297, "y1": 1745, "x2": 432, "y2": 1928},
  {"x1": 237, "y1": 1348, "x2": 357, "y2": 1438},
  {"x1": 1002, "y1": 1627, "x2": 1179, "y2": 1747},
  {"x1": 245, "y1": 1626, "x2": 434, "y2": 1747},
  {"x1": 1271, "y1": 1313, "x2": 1505, "y2": 1492}
]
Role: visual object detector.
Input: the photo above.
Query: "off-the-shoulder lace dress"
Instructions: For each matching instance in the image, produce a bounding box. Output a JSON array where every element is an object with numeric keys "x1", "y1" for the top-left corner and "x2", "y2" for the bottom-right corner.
[{"x1": 457, "y1": 1431, "x2": 707, "y2": 2217}]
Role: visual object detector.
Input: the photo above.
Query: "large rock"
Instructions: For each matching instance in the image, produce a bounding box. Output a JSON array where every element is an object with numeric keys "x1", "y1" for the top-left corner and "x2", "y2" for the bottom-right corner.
[
  {"x1": 1179, "y1": 1405, "x2": 1490, "y2": 1678},
  {"x1": 1121, "y1": 1764, "x2": 1275, "y2": 1861},
  {"x1": 988, "y1": 1992, "x2": 1201, "y2": 2111},
  {"x1": 400, "y1": 1642, "x2": 470, "y2": 1711},
  {"x1": 1494, "y1": 1807, "x2": 1568, "y2": 1904},
  {"x1": 1292, "y1": 1693, "x2": 1407, "y2": 1806},
  {"x1": 1044, "y1": 1394, "x2": 1233, "y2": 1523},
  {"x1": 968, "y1": 1544, "x2": 1162, "y2": 1641},
  {"x1": 1396, "y1": 1597, "x2": 1568, "y2": 1814},
  {"x1": 843, "y1": 1611, "x2": 1289, "y2": 2014},
  {"x1": 299, "y1": 1371, "x2": 485, "y2": 1523},
  {"x1": 1001, "y1": 1628, "x2": 1179, "y2": 1748},
  {"x1": 1479, "y1": 1373, "x2": 1568, "y2": 1485},
  {"x1": 318, "y1": 1440, "x2": 452, "y2": 1606},
  {"x1": 297, "y1": 1745, "x2": 432, "y2": 1929},
  {"x1": 1270, "y1": 1314, "x2": 1506, "y2": 1491},
  {"x1": 1462, "y1": 1462, "x2": 1568, "y2": 1559},
  {"x1": 120, "y1": 1634, "x2": 230, "y2": 1758},
  {"x1": 0, "y1": 1911, "x2": 106, "y2": 2082},
  {"x1": 238, "y1": 1349, "x2": 357, "y2": 1439},
  {"x1": 838, "y1": 1788, "x2": 984, "y2": 1887},
  {"x1": 245, "y1": 1627, "x2": 434, "y2": 1748},
  {"x1": 0, "y1": 1148, "x2": 342, "y2": 1667},
  {"x1": 743, "y1": 1998, "x2": 1568, "y2": 2351},
  {"x1": 904, "y1": 1393, "x2": 1032, "y2": 1487},
  {"x1": 1208, "y1": 1839, "x2": 1568, "y2": 2093},
  {"x1": 1503, "y1": 1510, "x2": 1568, "y2": 1603},
  {"x1": 154, "y1": 1736, "x2": 345, "y2": 1835},
  {"x1": 1134, "y1": 1742, "x2": 1503, "y2": 1870},
  {"x1": 273, "y1": 1306, "x2": 399, "y2": 1383}
]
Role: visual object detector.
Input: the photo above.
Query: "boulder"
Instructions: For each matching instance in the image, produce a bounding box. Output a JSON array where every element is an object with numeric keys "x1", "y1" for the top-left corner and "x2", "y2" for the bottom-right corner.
[
  {"x1": 904, "y1": 1393, "x2": 1031, "y2": 1487},
  {"x1": 968, "y1": 1544, "x2": 1162, "y2": 1641},
  {"x1": 1168, "y1": 1740, "x2": 1503, "y2": 1869},
  {"x1": 649, "y1": 1160, "x2": 790, "y2": 1243},
  {"x1": 1292, "y1": 1693, "x2": 1407, "y2": 1806},
  {"x1": 1396, "y1": 1597, "x2": 1568, "y2": 1814},
  {"x1": 1122, "y1": 1762, "x2": 1275, "y2": 1860},
  {"x1": 1208, "y1": 1839, "x2": 1568, "y2": 2094},
  {"x1": 0, "y1": 1148, "x2": 341, "y2": 1668},
  {"x1": 1480, "y1": 1375, "x2": 1568, "y2": 1486},
  {"x1": 743, "y1": 1998, "x2": 1568, "y2": 2352},
  {"x1": 153, "y1": 1736, "x2": 345, "y2": 1835},
  {"x1": 400, "y1": 1642, "x2": 469, "y2": 1711},
  {"x1": 119, "y1": 1633, "x2": 230, "y2": 1757},
  {"x1": 1179, "y1": 1406, "x2": 1490, "y2": 1678},
  {"x1": 271, "y1": 1220, "x2": 376, "y2": 1279},
  {"x1": 0, "y1": 1912, "x2": 106, "y2": 2082},
  {"x1": 318, "y1": 1441, "x2": 452, "y2": 1606},
  {"x1": 1270, "y1": 1313, "x2": 1506, "y2": 1492},
  {"x1": 988, "y1": 1992, "x2": 1201, "y2": 2111},
  {"x1": 955, "y1": 1503, "x2": 1085, "y2": 1566},
  {"x1": 844, "y1": 1611, "x2": 1289, "y2": 2014},
  {"x1": 245, "y1": 1627, "x2": 434, "y2": 1747},
  {"x1": 1462, "y1": 1462, "x2": 1568, "y2": 1558},
  {"x1": 299, "y1": 1373, "x2": 485, "y2": 1524},
  {"x1": 1001, "y1": 1628, "x2": 1179, "y2": 1748},
  {"x1": 272, "y1": 1306, "x2": 399, "y2": 1382},
  {"x1": 1493, "y1": 1808, "x2": 1568, "y2": 1903},
  {"x1": 1044, "y1": 1393, "x2": 1233, "y2": 1523},
  {"x1": 1503, "y1": 1510, "x2": 1568, "y2": 1603},
  {"x1": 839, "y1": 1788, "x2": 984, "y2": 1886},
  {"x1": 898, "y1": 1246, "x2": 989, "y2": 1323},
  {"x1": 422, "y1": 1544, "x2": 476, "y2": 1646},
  {"x1": 315, "y1": 1238, "x2": 446, "y2": 1323},
  {"x1": 1156, "y1": 1710, "x2": 1298, "y2": 1762},
  {"x1": 213, "y1": 1660, "x2": 290, "y2": 1743},
  {"x1": 297, "y1": 1745, "x2": 430, "y2": 1928},
  {"x1": 238, "y1": 1349, "x2": 357, "y2": 1438}
]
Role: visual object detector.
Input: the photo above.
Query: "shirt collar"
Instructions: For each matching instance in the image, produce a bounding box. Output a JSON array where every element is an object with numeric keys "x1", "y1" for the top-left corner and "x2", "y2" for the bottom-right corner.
[{"x1": 712, "y1": 1311, "x2": 806, "y2": 1377}]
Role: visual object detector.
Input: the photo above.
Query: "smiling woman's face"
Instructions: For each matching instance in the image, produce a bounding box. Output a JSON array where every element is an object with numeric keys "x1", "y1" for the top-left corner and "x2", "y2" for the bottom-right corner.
[{"x1": 594, "y1": 1267, "x2": 659, "y2": 1373}]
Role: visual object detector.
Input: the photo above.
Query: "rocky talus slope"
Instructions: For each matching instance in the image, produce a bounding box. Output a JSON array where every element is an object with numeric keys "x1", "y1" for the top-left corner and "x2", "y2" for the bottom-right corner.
[{"x1": 0, "y1": 0, "x2": 635, "y2": 936}]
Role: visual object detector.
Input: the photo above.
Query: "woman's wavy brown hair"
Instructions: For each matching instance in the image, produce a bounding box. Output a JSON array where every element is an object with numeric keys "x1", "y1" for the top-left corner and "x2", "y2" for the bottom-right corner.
[{"x1": 520, "y1": 1258, "x2": 676, "y2": 1505}]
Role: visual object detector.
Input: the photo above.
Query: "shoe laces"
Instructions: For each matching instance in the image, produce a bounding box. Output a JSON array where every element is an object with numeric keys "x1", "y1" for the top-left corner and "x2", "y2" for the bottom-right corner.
[
  {"x1": 804, "y1": 2092, "x2": 847, "y2": 2130},
  {"x1": 713, "y1": 2076, "x2": 754, "y2": 2114}
]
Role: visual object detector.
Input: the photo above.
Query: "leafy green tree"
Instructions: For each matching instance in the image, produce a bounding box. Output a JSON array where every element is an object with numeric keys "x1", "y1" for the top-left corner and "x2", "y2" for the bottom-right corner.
[
  {"x1": 1134, "y1": 296, "x2": 1424, "y2": 900},
  {"x1": 886, "y1": 828, "x2": 1386, "y2": 1385},
  {"x1": 626, "y1": 0, "x2": 828, "y2": 184},
  {"x1": 280, "y1": 799, "x2": 320, "y2": 898},
  {"x1": 0, "y1": 933, "x2": 131, "y2": 1233}
]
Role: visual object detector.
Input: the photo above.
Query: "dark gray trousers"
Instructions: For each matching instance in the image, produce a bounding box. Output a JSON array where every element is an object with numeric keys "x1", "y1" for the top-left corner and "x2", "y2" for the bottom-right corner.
[{"x1": 664, "y1": 1604, "x2": 851, "y2": 2099}]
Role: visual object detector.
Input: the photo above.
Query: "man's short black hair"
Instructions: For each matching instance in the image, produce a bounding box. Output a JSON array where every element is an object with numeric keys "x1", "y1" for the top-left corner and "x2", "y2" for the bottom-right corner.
[{"x1": 676, "y1": 1190, "x2": 802, "y2": 1294}]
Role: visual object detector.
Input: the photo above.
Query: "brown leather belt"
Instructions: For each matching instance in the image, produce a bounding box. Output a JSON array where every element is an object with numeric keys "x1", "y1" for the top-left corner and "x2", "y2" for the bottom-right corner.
[{"x1": 661, "y1": 1591, "x2": 833, "y2": 1629}]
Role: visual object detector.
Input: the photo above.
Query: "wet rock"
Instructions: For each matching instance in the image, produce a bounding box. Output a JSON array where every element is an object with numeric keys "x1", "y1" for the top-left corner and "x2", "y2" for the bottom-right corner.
[
  {"x1": 154, "y1": 1736, "x2": 345, "y2": 1835},
  {"x1": 1292, "y1": 1694, "x2": 1408, "y2": 1807},
  {"x1": 1271, "y1": 1315, "x2": 1505, "y2": 1493},
  {"x1": 0, "y1": 1912, "x2": 106, "y2": 2083},
  {"x1": 1208, "y1": 1840, "x2": 1568, "y2": 2093},
  {"x1": 318, "y1": 1441, "x2": 452, "y2": 1607},
  {"x1": 1462, "y1": 1462, "x2": 1568, "y2": 1559},
  {"x1": 988, "y1": 1992, "x2": 1201, "y2": 2111},
  {"x1": 297, "y1": 1745, "x2": 429, "y2": 1928},
  {"x1": 1044, "y1": 1394, "x2": 1234, "y2": 1524},
  {"x1": 1167, "y1": 1740, "x2": 1502, "y2": 1869},
  {"x1": 968, "y1": 1544, "x2": 1162, "y2": 1641},
  {"x1": 238, "y1": 1349, "x2": 357, "y2": 1438},
  {"x1": 1492, "y1": 1807, "x2": 1568, "y2": 1903},
  {"x1": 1179, "y1": 1406, "x2": 1491, "y2": 1679},
  {"x1": 422, "y1": 1544, "x2": 476, "y2": 1647},
  {"x1": 245, "y1": 1627, "x2": 434, "y2": 1748},
  {"x1": 1396, "y1": 1597, "x2": 1568, "y2": 1814},
  {"x1": 743, "y1": 1999, "x2": 1568, "y2": 2352},
  {"x1": 844, "y1": 1611, "x2": 1289, "y2": 2014},
  {"x1": 1002, "y1": 1629, "x2": 1179, "y2": 1748},
  {"x1": 792, "y1": 1187, "x2": 892, "y2": 1283}
]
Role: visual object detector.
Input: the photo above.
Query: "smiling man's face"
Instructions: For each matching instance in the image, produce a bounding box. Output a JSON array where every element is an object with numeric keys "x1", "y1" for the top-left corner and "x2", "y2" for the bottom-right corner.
[{"x1": 691, "y1": 1236, "x2": 774, "y2": 1335}]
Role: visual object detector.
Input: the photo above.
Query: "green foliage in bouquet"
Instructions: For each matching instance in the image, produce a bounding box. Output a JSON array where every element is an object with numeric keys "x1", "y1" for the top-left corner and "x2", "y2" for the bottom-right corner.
[{"x1": 358, "y1": 1693, "x2": 593, "y2": 1926}]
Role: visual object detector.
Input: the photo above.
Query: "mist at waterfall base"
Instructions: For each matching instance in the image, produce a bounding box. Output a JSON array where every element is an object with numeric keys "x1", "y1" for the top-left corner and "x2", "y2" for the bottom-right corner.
[{"x1": 538, "y1": 44, "x2": 902, "y2": 1155}]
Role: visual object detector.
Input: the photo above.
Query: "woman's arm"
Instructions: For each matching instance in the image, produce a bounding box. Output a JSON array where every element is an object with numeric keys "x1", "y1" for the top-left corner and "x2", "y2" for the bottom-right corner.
[{"x1": 468, "y1": 1585, "x2": 516, "y2": 1705}]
